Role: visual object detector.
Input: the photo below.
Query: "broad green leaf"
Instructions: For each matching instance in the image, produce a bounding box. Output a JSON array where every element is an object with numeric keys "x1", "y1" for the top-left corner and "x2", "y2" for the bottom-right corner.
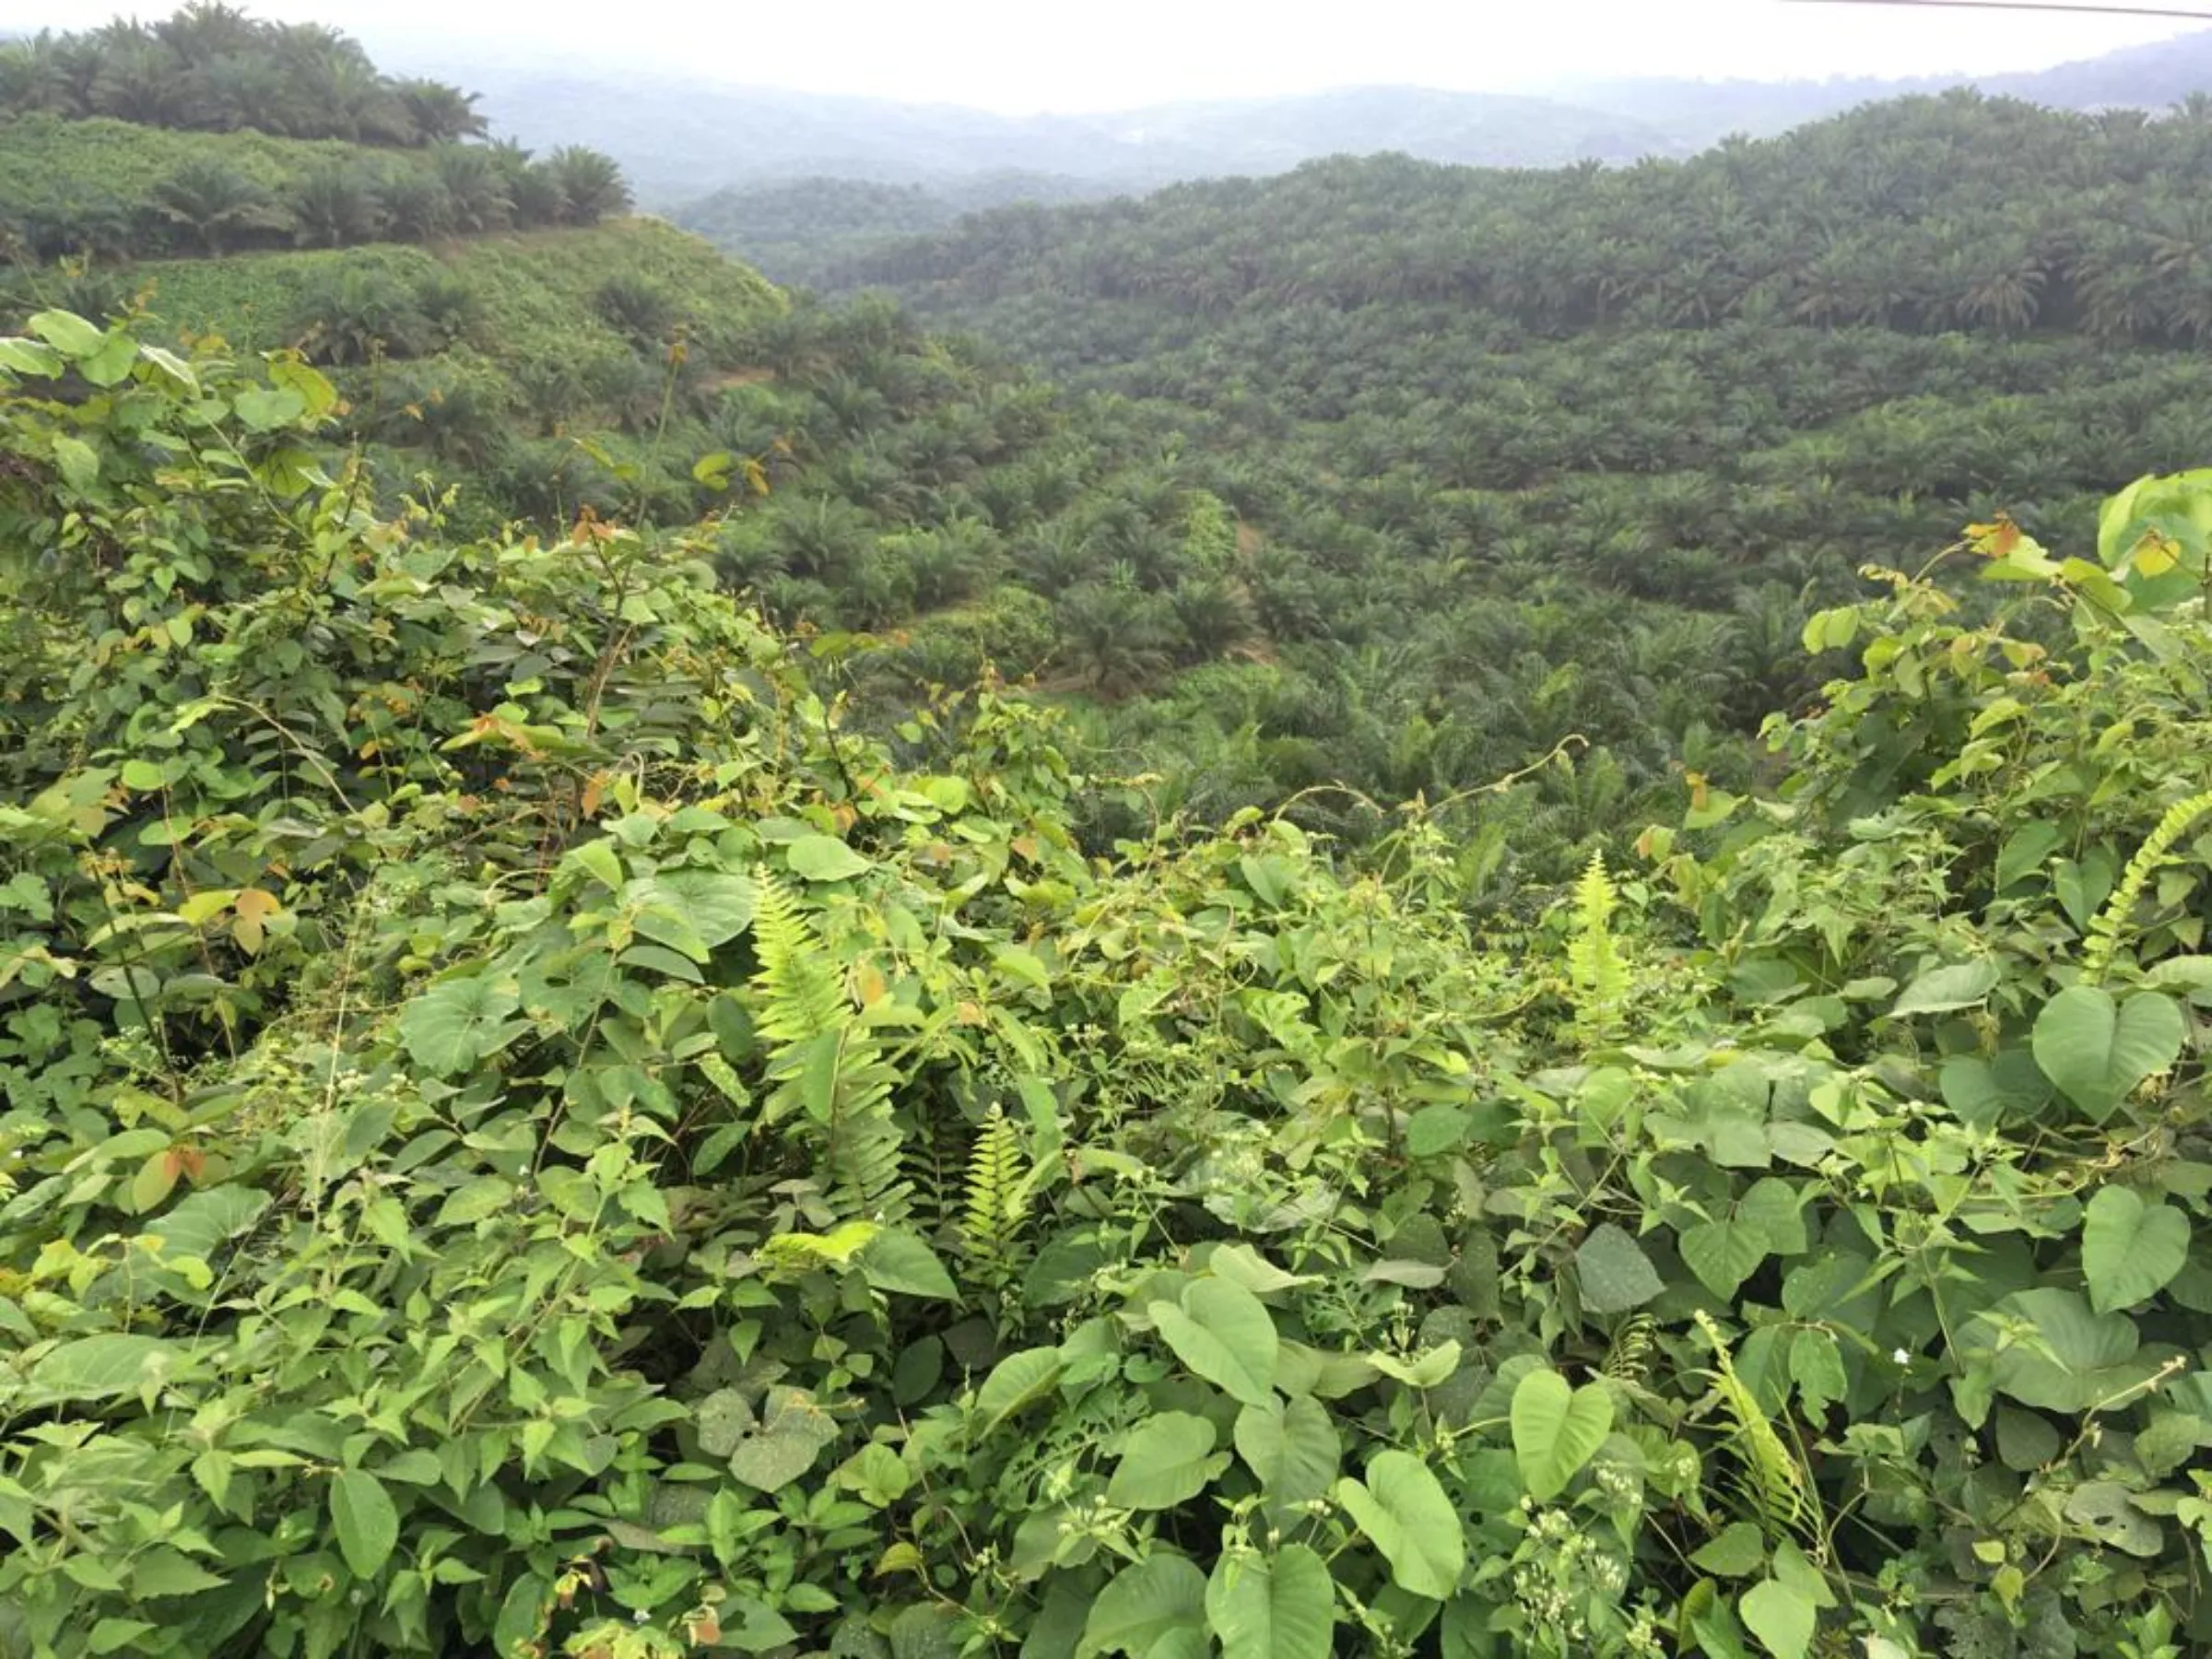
[
  {"x1": 140, "y1": 1185, "x2": 268, "y2": 1265},
  {"x1": 1149, "y1": 1277, "x2": 1278, "y2": 1406},
  {"x1": 696, "y1": 1389, "x2": 755, "y2": 1458},
  {"x1": 1106, "y1": 1412, "x2": 1220, "y2": 1510},
  {"x1": 1680, "y1": 1218, "x2": 1771, "y2": 1300},
  {"x1": 1509, "y1": 1368, "x2": 1614, "y2": 1500},
  {"x1": 1576, "y1": 1223, "x2": 1664, "y2": 1313},
  {"x1": 28, "y1": 309, "x2": 103, "y2": 358},
  {"x1": 2081, "y1": 1185, "x2": 2190, "y2": 1312},
  {"x1": 629, "y1": 870, "x2": 757, "y2": 950},
  {"x1": 1206, "y1": 1242, "x2": 1316, "y2": 1295},
  {"x1": 1234, "y1": 1394, "x2": 1341, "y2": 1520},
  {"x1": 1691, "y1": 1522, "x2": 1768, "y2": 1578},
  {"x1": 1739, "y1": 1578, "x2": 1815, "y2": 1659},
  {"x1": 398, "y1": 975, "x2": 522, "y2": 1077},
  {"x1": 2064, "y1": 1480, "x2": 2164, "y2": 1556},
  {"x1": 861, "y1": 1227, "x2": 959, "y2": 1300},
  {"x1": 76, "y1": 332, "x2": 137, "y2": 388},
  {"x1": 726, "y1": 1386, "x2": 840, "y2": 1490},
  {"x1": 725, "y1": 1597, "x2": 801, "y2": 1653},
  {"x1": 1994, "y1": 1406, "x2": 2063, "y2": 1471},
  {"x1": 1891, "y1": 959, "x2": 2000, "y2": 1017},
  {"x1": 787, "y1": 834, "x2": 873, "y2": 881},
  {"x1": 268, "y1": 356, "x2": 337, "y2": 417},
  {"x1": 28, "y1": 1335, "x2": 180, "y2": 1402},
  {"x1": 330, "y1": 1468, "x2": 399, "y2": 1580},
  {"x1": 1737, "y1": 1179, "x2": 1810, "y2": 1255},
  {"x1": 435, "y1": 1176, "x2": 513, "y2": 1229},
  {"x1": 377, "y1": 1450, "x2": 445, "y2": 1484},
  {"x1": 0, "y1": 335, "x2": 64, "y2": 376},
  {"x1": 1206, "y1": 1544, "x2": 1335, "y2": 1659},
  {"x1": 129, "y1": 1547, "x2": 229, "y2": 1596},
  {"x1": 1970, "y1": 1288, "x2": 2160, "y2": 1413},
  {"x1": 1939, "y1": 1049, "x2": 2053, "y2": 1128},
  {"x1": 1077, "y1": 1554, "x2": 1207, "y2": 1658},
  {"x1": 2033, "y1": 986, "x2": 2183, "y2": 1121},
  {"x1": 233, "y1": 386, "x2": 308, "y2": 432},
  {"x1": 1787, "y1": 1328, "x2": 1849, "y2": 1418},
  {"x1": 977, "y1": 1347, "x2": 1064, "y2": 1434},
  {"x1": 1334, "y1": 1450, "x2": 1465, "y2": 1600}
]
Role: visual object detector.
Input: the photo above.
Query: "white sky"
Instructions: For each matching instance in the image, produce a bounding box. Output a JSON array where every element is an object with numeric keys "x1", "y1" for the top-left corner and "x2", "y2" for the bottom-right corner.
[{"x1": 13, "y1": 0, "x2": 2206, "y2": 113}]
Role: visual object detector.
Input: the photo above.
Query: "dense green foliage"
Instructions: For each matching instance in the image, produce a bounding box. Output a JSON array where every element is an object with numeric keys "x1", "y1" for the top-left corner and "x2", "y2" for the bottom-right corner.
[
  {"x1": 2, "y1": 4, "x2": 485, "y2": 146},
  {"x1": 10, "y1": 302, "x2": 2212, "y2": 1659},
  {"x1": 1, "y1": 220, "x2": 792, "y2": 531},
  {"x1": 0, "y1": 9, "x2": 629, "y2": 263},
  {"x1": 816, "y1": 90, "x2": 2212, "y2": 856},
  {"x1": 674, "y1": 179, "x2": 1102, "y2": 291},
  {"x1": 0, "y1": 114, "x2": 630, "y2": 263}
]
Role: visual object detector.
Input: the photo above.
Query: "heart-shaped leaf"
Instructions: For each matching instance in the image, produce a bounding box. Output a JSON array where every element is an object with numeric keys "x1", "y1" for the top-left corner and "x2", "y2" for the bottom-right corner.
[
  {"x1": 1891, "y1": 959, "x2": 2000, "y2": 1017},
  {"x1": 1680, "y1": 1218, "x2": 1771, "y2": 1300},
  {"x1": 1077, "y1": 1555, "x2": 1207, "y2": 1659},
  {"x1": 1969, "y1": 1288, "x2": 2164, "y2": 1413},
  {"x1": 2082, "y1": 1185, "x2": 2190, "y2": 1312},
  {"x1": 1333, "y1": 1450, "x2": 1465, "y2": 1600},
  {"x1": 1150, "y1": 1277, "x2": 1278, "y2": 1406},
  {"x1": 1234, "y1": 1394, "x2": 1341, "y2": 1524},
  {"x1": 1576, "y1": 1223, "x2": 1665, "y2": 1314},
  {"x1": 399, "y1": 975, "x2": 522, "y2": 1077},
  {"x1": 2033, "y1": 987, "x2": 2183, "y2": 1121},
  {"x1": 1205, "y1": 1544, "x2": 1335, "y2": 1659},
  {"x1": 1739, "y1": 1577, "x2": 1815, "y2": 1659},
  {"x1": 1510, "y1": 1368, "x2": 1614, "y2": 1501},
  {"x1": 1106, "y1": 1412, "x2": 1220, "y2": 1511},
  {"x1": 786, "y1": 834, "x2": 872, "y2": 882}
]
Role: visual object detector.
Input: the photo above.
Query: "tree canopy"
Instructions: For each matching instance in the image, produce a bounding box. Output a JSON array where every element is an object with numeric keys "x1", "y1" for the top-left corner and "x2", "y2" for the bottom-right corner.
[{"x1": 0, "y1": 5, "x2": 486, "y2": 147}]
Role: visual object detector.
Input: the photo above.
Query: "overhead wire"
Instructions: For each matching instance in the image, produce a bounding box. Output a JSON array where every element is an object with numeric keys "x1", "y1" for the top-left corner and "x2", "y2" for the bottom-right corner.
[{"x1": 1783, "y1": 0, "x2": 2212, "y2": 19}]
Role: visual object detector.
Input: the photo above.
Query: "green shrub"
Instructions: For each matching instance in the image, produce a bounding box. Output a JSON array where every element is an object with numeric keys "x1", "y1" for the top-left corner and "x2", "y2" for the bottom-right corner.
[{"x1": 8, "y1": 308, "x2": 2212, "y2": 1659}]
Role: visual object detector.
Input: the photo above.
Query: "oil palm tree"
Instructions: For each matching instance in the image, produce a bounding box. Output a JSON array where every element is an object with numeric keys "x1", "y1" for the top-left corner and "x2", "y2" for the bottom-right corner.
[
  {"x1": 149, "y1": 159, "x2": 282, "y2": 254},
  {"x1": 393, "y1": 78, "x2": 486, "y2": 146},
  {"x1": 546, "y1": 147, "x2": 632, "y2": 225}
]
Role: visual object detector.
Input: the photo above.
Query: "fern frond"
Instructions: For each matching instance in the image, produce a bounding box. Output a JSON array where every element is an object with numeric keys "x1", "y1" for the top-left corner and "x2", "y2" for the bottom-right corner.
[
  {"x1": 826, "y1": 1075, "x2": 911, "y2": 1223},
  {"x1": 959, "y1": 1104, "x2": 1030, "y2": 1274},
  {"x1": 2082, "y1": 790, "x2": 2212, "y2": 984},
  {"x1": 1567, "y1": 851, "x2": 1628, "y2": 1030},
  {"x1": 1693, "y1": 1310, "x2": 1818, "y2": 1550},
  {"x1": 747, "y1": 869, "x2": 911, "y2": 1220},
  {"x1": 905, "y1": 1097, "x2": 971, "y2": 1239},
  {"x1": 1602, "y1": 1314, "x2": 1658, "y2": 1385},
  {"x1": 750, "y1": 871, "x2": 844, "y2": 1044}
]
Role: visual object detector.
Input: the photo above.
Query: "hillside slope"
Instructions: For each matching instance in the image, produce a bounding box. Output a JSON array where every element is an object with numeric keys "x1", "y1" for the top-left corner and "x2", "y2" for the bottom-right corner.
[{"x1": 815, "y1": 92, "x2": 2212, "y2": 847}]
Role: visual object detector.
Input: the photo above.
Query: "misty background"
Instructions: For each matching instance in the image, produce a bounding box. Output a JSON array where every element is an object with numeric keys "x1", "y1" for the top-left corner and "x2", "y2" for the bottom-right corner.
[{"x1": 18, "y1": 0, "x2": 2212, "y2": 275}]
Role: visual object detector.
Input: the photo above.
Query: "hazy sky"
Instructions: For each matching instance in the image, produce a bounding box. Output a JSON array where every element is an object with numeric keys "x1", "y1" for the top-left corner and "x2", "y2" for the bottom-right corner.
[{"x1": 18, "y1": 0, "x2": 2206, "y2": 112}]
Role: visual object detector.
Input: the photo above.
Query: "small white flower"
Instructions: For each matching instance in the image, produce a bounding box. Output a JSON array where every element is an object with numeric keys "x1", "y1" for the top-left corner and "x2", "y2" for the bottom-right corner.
[{"x1": 1892, "y1": 1347, "x2": 1911, "y2": 1365}]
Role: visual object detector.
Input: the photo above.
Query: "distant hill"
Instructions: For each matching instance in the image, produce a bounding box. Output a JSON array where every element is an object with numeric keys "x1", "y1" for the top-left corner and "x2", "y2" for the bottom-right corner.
[
  {"x1": 1984, "y1": 27, "x2": 2212, "y2": 106},
  {"x1": 431, "y1": 28, "x2": 2212, "y2": 214},
  {"x1": 1568, "y1": 29, "x2": 2212, "y2": 139},
  {"x1": 417, "y1": 64, "x2": 1688, "y2": 207}
]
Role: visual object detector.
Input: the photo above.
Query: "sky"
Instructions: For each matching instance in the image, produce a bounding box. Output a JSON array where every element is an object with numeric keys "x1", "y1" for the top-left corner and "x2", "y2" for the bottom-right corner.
[{"x1": 15, "y1": 0, "x2": 2207, "y2": 113}]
